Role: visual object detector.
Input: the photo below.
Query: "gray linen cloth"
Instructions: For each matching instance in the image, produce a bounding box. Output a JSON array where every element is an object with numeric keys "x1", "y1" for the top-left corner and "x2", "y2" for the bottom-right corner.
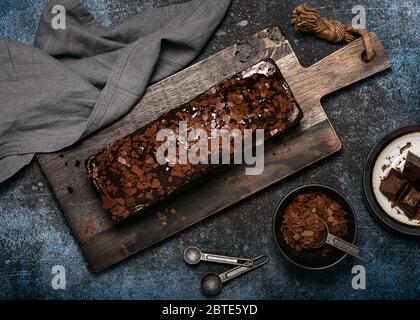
[{"x1": 0, "y1": 0, "x2": 231, "y2": 182}]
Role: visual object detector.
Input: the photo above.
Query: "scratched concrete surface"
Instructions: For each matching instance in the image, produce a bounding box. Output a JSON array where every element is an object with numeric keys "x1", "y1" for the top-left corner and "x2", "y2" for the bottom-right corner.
[{"x1": 0, "y1": 0, "x2": 419, "y2": 299}]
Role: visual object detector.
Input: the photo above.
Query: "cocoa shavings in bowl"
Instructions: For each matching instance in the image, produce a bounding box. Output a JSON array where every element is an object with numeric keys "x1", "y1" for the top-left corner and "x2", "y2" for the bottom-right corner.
[{"x1": 281, "y1": 191, "x2": 348, "y2": 256}]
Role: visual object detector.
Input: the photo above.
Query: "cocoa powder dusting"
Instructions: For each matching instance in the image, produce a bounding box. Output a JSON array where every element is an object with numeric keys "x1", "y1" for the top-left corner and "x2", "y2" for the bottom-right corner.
[{"x1": 78, "y1": 218, "x2": 97, "y2": 244}]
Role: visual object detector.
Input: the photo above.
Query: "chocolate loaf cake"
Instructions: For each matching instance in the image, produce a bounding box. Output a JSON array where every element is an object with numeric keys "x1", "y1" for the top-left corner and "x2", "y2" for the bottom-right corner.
[{"x1": 87, "y1": 59, "x2": 303, "y2": 221}]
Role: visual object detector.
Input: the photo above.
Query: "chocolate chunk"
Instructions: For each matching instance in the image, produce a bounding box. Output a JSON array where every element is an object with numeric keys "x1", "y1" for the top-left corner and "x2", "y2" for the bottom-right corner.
[
  {"x1": 381, "y1": 163, "x2": 390, "y2": 172},
  {"x1": 380, "y1": 168, "x2": 407, "y2": 202},
  {"x1": 403, "y1": 151, "x2": 420, "y2": 183},
  {"x1": 396, "y1": 185, "x2": 420, "y2": 219},
  {"x1": 86, "y1": 59, "x2": 303, "y2": 221},
  {"x1": 67, "y1": 187, "x2": 74, "y2": 194}
]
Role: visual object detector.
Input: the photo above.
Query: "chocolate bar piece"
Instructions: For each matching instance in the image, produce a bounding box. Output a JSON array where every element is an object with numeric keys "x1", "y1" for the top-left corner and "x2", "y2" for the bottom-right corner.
[
  {"x1": 403, "y1": 151, "x2": 420, "y2": 183},
  {"x1": 379, "y1": 168, "x2": 407, "y2": 202},
  {"x1": 87, "y1": 59, "x2": 303, "y2": 221},
  {"x1": 396, "y1": 185, "x2": 420, "y2": 219}
]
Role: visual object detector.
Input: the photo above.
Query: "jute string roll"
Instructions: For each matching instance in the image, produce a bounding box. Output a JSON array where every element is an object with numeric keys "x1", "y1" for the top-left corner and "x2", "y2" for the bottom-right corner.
[{"x1": 291, "y1": 4, "x2": 375, "y2": 61}]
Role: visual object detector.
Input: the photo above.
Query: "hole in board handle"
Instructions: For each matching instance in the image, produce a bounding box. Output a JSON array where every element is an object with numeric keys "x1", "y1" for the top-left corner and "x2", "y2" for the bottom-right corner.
[{"x1": 361, "y1": 50, "x2": 375, "y2": 62}]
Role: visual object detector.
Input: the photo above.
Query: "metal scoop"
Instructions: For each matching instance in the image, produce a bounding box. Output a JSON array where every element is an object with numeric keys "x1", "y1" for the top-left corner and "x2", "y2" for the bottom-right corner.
[
  {"x1": 200, "y1": 255, "x2": 268, "y2": 296},
  {"x1": 311, "y1": 218, "x2": 374, "y2": 262},
  {"x1": 184, "y1": 246, "x2": 253, "y2": 267}
]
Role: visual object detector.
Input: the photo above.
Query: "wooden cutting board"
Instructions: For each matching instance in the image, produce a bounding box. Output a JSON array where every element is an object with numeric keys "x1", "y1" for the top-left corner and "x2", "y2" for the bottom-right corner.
[{"x1": 37, "y1": 27, "x2": 390, "y2": 272}]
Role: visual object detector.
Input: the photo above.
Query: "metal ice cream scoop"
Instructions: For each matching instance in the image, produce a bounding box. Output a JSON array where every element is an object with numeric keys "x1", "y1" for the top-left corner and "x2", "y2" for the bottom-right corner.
[{"x1": 184, "y1": 246, "x2": 253, "y2": 267}]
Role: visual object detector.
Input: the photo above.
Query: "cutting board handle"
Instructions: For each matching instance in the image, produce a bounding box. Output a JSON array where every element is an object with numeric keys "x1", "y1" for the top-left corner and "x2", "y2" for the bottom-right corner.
[
  {"x1": 284, "y1": 32, "x2": 390, "y2": 102},
  {"x1": 305, "y1": 32, "x2": 390, "y2": 99}
]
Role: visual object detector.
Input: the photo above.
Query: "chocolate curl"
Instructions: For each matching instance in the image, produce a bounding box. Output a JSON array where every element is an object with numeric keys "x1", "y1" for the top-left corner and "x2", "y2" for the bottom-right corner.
[{"x1": 291, "y1": 4, "x2": 375, "y2": 61}]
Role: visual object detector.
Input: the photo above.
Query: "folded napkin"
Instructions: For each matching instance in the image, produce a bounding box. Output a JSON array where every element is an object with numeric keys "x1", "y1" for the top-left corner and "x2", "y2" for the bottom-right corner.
[{"x1": 0, "y1": 0, "x2": 231, "y2": 182}]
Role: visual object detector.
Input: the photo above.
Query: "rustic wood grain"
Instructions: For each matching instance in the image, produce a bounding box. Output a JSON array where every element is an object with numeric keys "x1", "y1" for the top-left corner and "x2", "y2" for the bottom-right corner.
[
  {"x1": 37, "y1": 27, "x2": 390, "y2": 272},
  {"x1": 279, "y1": 32, "x2": 391, "y2": 105}
]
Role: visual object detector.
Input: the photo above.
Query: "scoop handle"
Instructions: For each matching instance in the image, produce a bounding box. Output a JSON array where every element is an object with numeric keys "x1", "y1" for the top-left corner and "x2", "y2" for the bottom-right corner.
[
  {"x1": 325, "y1": 234, "x2": 374, "y2": 262},
  {"x1": 218, "y1": 256, "x2": 268, "y2": 283},
  {"x1": 202, "y1": 253, "x2": 253, "y2": 266}
]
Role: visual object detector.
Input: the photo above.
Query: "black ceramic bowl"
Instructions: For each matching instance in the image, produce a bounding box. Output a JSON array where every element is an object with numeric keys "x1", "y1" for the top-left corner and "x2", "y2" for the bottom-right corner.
[
  {"x1": 273, "y1": 185, "x2": 357, "y2": 270},
  {"x1": 362, "y1": 124, "x2": 420, "y2": 237}
]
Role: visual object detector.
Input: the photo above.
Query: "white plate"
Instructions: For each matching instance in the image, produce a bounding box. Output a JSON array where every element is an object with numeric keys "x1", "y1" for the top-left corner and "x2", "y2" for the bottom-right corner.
[{"x1": 371, "y1": 131, "x2": 420, "y2": 227}]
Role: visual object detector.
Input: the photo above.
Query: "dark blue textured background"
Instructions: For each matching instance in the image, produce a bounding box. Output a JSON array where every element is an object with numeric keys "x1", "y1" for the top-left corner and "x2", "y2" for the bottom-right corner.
[{"x1": 0, "y1": 0, "x2": 419, "y2": 299}]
